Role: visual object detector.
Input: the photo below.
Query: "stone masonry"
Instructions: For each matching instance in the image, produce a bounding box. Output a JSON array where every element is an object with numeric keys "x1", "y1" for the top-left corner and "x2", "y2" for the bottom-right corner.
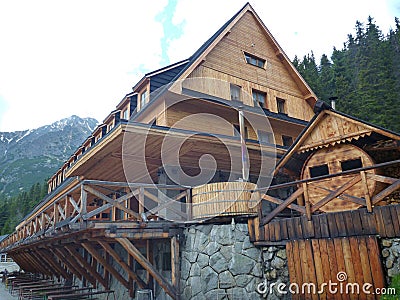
[
  {"x1": 381, "y1": 238, "x2": 400, "y2": 283},
  {"x1": 180, "y1": 222, "x2": 264, "y2": 299}
]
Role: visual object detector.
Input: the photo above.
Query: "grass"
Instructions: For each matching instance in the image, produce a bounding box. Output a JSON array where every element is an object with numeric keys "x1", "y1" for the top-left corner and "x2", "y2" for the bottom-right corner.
[{"x1": 381, "y1": 274, "x2": 400, "y2": 299}]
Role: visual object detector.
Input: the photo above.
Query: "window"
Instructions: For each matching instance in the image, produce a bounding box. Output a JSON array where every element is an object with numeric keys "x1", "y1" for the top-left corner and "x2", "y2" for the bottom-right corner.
[
  {"x1": 122, "y1": 108, "x2": 129, "y2": 120},
  {"x1": 140, "y1": 90, "x2": 148, "y2": 109},
  {"x1": 258, "y1": 130, "x2": 273, "y2": 143},
  {"x1": 252, "y1": 90, "x2": 267, "y2": 108},
  {"x1": 244, "y1": 52, "x2": 266, "y2": 68},
  {"x1": 341, "y1": 158, "x2": 362, "y2": 171},
  {"x1": 230, "y1": 84, "x2": 241, "y2": 101},
  {"x1": 233, "y1": 124, "x2": 248, "y2": 138},
  {"x1": 107, "y1": 122, "x2": 114, "y2": 133},
  {"x1": 282, "y1": 135, "x2": 293, "y2": 147},
  {"x1": 309, "y1": 164, "x2": 329, "y2": 178},
  {"x1": 276, "y1": 98, "x2": 286, "y2": 114}
]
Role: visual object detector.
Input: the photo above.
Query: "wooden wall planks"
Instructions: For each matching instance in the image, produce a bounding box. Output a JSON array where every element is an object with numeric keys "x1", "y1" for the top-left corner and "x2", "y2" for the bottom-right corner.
[{"x1": 287, "y1": 236, "x2": 385, "y2": 300}]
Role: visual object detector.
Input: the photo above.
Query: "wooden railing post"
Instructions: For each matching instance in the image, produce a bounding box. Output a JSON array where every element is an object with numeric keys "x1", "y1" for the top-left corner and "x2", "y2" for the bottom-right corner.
[
  {"x1": 360, "y1": 170, "x2": 372, "y2": 212},
  {"x1": 187, "y1": 189, "x2": 192, "y2": 221},
  {"x1": 81, "y1": 185, "x2": 87, "y2": 217},
  {"x1": 303, "y1": 183, "x2": 312, "y2": 221},
  {"x1": 139, "y1": 187, "x2": 145, "y2": 215}
]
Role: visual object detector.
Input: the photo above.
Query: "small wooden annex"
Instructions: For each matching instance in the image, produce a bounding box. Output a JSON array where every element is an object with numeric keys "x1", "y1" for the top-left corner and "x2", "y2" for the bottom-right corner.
[{"x1": 248, "y1": 104, "x2": 400, "y2": 299}]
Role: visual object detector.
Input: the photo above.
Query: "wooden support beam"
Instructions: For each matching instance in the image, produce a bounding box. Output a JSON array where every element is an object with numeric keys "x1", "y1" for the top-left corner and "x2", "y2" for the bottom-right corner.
[
  {"x1": 82, "y1": 242, "x2": 130, "y2": 289},
  {"x1": 303, "y1": 183, "x2": 311, "y2": 220},
  {"x1": 84, "y1": 190, "x2": 139, "y2": 220},
  {"x1": 128, "y1": 252, "x2": 135, "y2": 298},
  {"x1": 81, "y1": 186, "x2": 88, "y2": 215},
  {"x1": 367, "y1": 173, "x2": 398, "y2": 185},
  {"x1": 362, "y1": 171, "x2": 372, "y2": 212},
  {"x1": 65, "y1": 245, "x2": 109, "y2": 289},
  {"x1": 84, "y1": 186, "x2": 140, "y2": 220},
  {"x1": 21, "y1": 251, "x2": 50, "y2": 275},
  {"x1": 311, "y1": 175, "x2": 361, "y2": 212},
  {"x1": 187, "y1": 189, "x2": 192, "y2": 221},
  {"x1": 312, "y1": 185, "x2": 367, "y2": 206},
  {"x1": 139, "y1": 187, "x2": 145, "y2": 214},
  {"x1": 17, "y1": 252, "x2": 36, "y2": 273},
  {"x1": 51, "y1": 248, "x2": 86, "y2": 282},
  {"x1": 262, "y1": 187, "x2": 304, "y2": 224},
  {"x1": 262, "y1": 194, "x2": 305, "y2": 214},
  {"x1": 146, "y1": 240, "x2": 154, "y2": 288},
  {"x1": 39, "y1": 249, "x2": 71, "y2": 280},
  {"x1": 171, "y1": 236, "x2": 180, "y2": 293},
  {"x1": 31, "y1": 249, "x2": 59, "y2": 277},
  {"x1": 372, "y1": 179, "x2": 400, "y2": 205},
  {"x1": 98, "y1": 241, "x2": 147, "y2": 289},
  {"x1": 116, "y1": 238, "x2": 177, "y2": 299}
]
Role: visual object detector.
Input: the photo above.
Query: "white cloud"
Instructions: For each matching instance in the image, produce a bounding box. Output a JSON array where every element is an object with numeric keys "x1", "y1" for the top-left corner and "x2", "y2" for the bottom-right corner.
[
  {"x1": 0, "y1": 0, "x2": 167, "y2": 131},
  {"x1": 0, "y1": 0, "x2": 397, "y2": 131}
]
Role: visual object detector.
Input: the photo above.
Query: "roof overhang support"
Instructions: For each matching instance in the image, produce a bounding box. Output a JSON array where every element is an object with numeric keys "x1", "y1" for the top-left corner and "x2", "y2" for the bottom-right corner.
[{"x1": 116, "y1": 237, "x2": 178, "y2": 299}]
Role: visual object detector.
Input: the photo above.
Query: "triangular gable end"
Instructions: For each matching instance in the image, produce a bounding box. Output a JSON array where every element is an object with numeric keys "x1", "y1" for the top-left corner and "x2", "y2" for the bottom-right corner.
[
  {"x1": 275, "y1": 109, "x2": 400, "y2": 174},
  {"x1": 171, "y1": 3, "x2": 317, "y2": 106}
]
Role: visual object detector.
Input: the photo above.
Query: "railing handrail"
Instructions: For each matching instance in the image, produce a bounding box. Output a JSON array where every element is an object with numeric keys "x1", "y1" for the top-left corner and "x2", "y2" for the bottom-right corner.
[{"x1": 255, "y1": 158, "x2": 400, "y2": 191}]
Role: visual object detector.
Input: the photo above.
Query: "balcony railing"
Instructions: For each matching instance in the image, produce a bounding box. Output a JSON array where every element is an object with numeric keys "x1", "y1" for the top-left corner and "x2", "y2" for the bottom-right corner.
[{"x1": 257, "y1": 159, "x2": 400, "y2": 225}]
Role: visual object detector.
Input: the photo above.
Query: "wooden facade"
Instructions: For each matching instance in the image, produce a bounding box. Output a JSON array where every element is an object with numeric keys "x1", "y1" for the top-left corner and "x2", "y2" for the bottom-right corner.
[{"x1": 1, "y1": 3, "x2": 400, "y2": 300}]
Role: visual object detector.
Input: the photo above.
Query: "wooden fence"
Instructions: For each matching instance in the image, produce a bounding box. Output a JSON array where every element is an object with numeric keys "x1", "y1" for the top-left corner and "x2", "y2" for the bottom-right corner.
[{"x1": 249, "y1": 204, "x2": 400, "y2": 243}]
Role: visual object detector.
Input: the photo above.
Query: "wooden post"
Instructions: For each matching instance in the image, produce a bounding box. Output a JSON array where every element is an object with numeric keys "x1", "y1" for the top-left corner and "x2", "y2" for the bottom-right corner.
[
  {"x1": 303, "y1": 183, "x2": 311, "y2": 220},
  {"x1": 53, "y1": 203, "x2": 57, "y2": 229},
  {"x1": 187, "y1": 189, "x2": 192, "y2": 221},
  {"x1": 112, "y1": 193, "x2": 117, "y2": 221},
  {"x1": 238, "y1": 108, "x2": 249, "y2": 181},
  {"x1": 147, "y1": 240, "x2": 154, "y2": 289},
  {"x1": 128, "y1": 252, "x2": 135, "y2": 298},
  {"x1": 81, "y1": 186, "x2": 88, "y2": 216},
  {"x1": 171, "y1": 236, "x2": 180, "y2": 297},
  {"x1": 139, "y1": 187, "x2": 145, "y2": 215},
  {"x1": 360, "y1": 171, "x2": 372, "y2": 212}
]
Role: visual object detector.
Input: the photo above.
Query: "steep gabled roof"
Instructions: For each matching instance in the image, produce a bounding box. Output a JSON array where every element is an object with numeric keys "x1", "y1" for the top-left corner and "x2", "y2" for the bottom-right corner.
[
  {"x1": 274, "y1": 106, "x2": 400, "y2": 175},
  {"x1": 169, "y1": 2, "x2": 317, "y2": 105}
]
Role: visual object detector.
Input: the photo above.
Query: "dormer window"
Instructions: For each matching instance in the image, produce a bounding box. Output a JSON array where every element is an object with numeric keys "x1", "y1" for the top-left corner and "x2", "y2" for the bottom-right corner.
[
  {"x1": 140, "y1": 89, "x2": 148, "y2": 109},
  {"x1": 244, "y1": 52, "x2": 265, "y2": 68},
  {"x1": 230, "y1": 84, "x2": 241, "y2": 101},
  {"x1": 122, "y1": 108, "x2": 129, "y2": 120}
]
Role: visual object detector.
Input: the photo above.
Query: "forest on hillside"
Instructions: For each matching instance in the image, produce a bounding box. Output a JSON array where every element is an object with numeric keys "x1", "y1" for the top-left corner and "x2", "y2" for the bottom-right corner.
[
  {"x1": 0, "y1": 182, "x2": 47, "y2": 235},
  {"x1": 293, "y1": 16, "x2": 400, "y2": 133}
]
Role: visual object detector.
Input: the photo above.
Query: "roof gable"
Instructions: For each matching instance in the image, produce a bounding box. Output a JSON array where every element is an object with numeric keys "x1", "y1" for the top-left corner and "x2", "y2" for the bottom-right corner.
[
  {"x1": 171, "y1": 3, "x2": 317, "y2": 105},
  {"x1": 275, "y1": 108, "x2": 400, "y2": 174}
]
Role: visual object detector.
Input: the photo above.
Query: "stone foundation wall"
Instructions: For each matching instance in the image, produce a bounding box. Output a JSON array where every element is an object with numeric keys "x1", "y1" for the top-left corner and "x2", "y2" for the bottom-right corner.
[
  {"x1": 381, "y1": 238, "x2": 400, "y2": 283},
  {"x1": 180, "y1": 223, "x2": 264, "y2": 299},
  {"x1": 260, "y1": 246, "x2": 290, "y2": 299}
]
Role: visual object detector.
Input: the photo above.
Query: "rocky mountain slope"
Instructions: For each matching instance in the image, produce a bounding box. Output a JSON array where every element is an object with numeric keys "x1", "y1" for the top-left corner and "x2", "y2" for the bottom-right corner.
[{"x1": 0, "y1": 115, "x2": 98, "y2": 197}]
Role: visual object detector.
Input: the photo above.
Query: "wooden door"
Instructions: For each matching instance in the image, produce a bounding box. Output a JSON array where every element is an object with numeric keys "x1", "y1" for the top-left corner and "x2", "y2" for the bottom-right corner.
[{"x1": 286, "y1": 236, "x2": 385, "y2": 300}]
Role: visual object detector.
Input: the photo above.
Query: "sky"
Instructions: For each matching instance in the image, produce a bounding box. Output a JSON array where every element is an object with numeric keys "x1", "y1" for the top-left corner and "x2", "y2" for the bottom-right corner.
[{"x1": 0, "y1": 0, "x2": 399, "y2": 132}]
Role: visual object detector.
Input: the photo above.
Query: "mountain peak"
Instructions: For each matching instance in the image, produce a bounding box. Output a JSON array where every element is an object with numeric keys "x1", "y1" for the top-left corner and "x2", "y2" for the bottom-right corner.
[{"x1": 0, "y1": 115, "x2": 99, "y2": 197}]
